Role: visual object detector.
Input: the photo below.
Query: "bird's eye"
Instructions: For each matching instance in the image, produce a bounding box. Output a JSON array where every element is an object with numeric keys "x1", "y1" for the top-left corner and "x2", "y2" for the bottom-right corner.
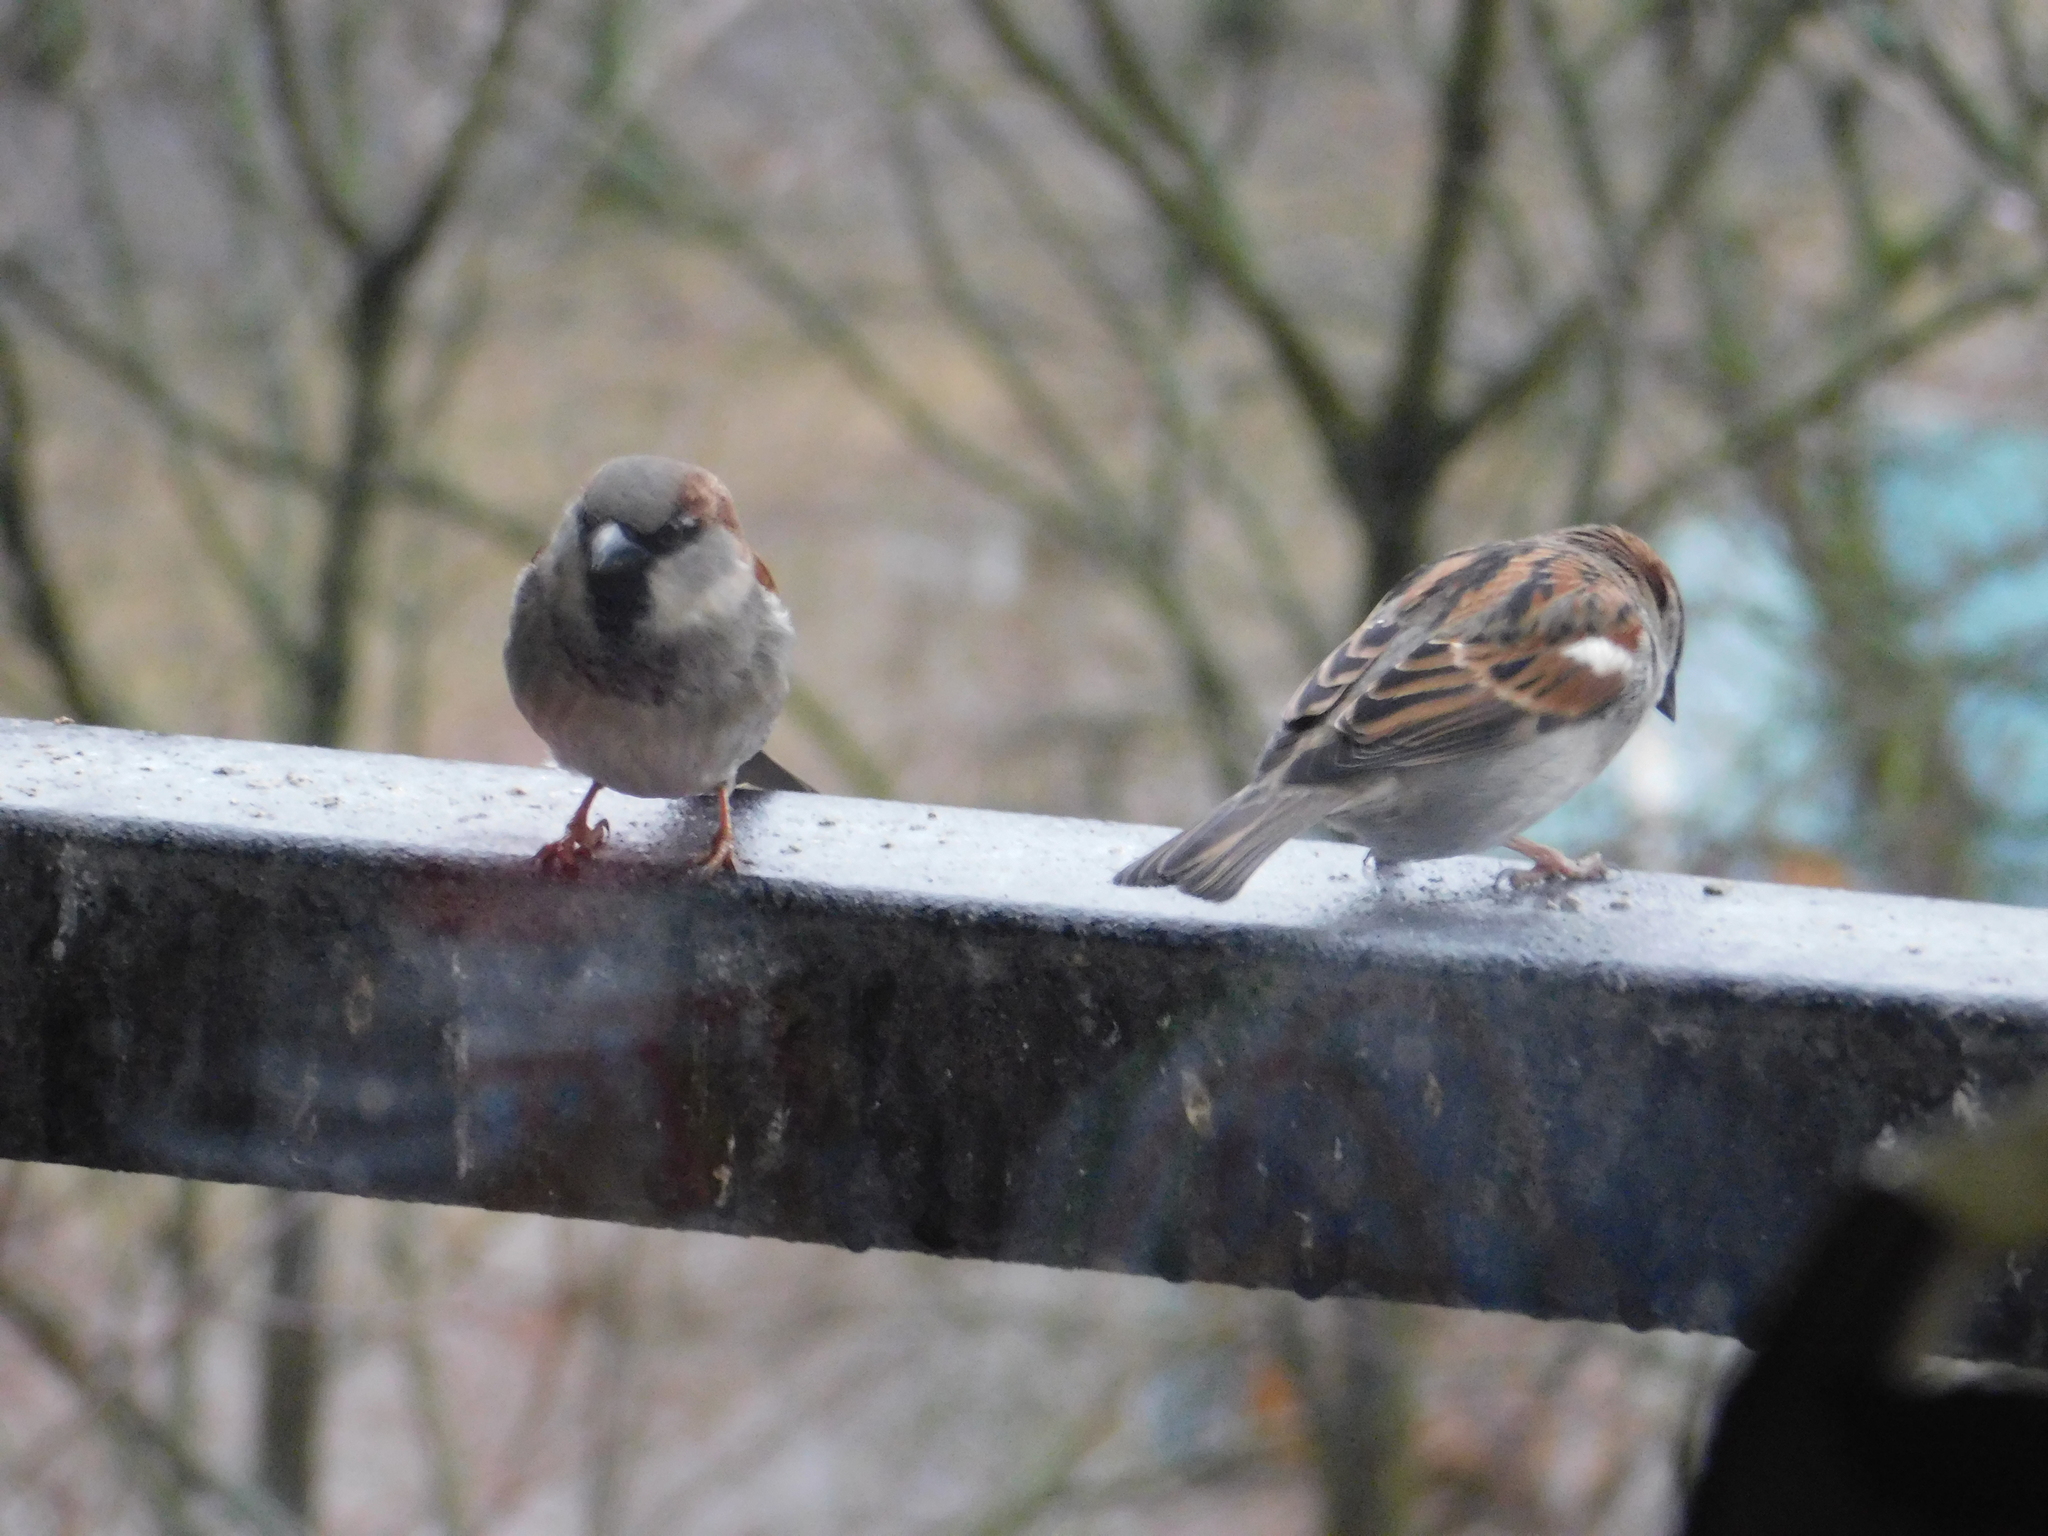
[{"x1": 643, "y1": 516, "x2": 703, "y2": 555}]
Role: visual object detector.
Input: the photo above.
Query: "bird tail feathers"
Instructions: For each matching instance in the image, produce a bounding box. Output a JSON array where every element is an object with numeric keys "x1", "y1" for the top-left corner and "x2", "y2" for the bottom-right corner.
[
  {"x1": 735, "y1": 751, "x2": 813, "y2": 793},
  {"x1": 1113, "y1": 786, "x2": 1327, "y2": 901}
]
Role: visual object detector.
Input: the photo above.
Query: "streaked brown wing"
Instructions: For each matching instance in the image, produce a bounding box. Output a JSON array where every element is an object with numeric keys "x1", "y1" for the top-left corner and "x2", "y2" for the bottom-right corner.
[
  {"x1": 1279, "y1": 614, "x2": 1401, "y2": 724},
  {"x1": 1278, "y1": 544, "x2": 1512, "y2": 727},
  {"x1": 1458, "y1": 632, "x2": 1637, "y2": 720},
  {"x1": 1271, "y1": 540, "x2": 1644, "y2": 785}
]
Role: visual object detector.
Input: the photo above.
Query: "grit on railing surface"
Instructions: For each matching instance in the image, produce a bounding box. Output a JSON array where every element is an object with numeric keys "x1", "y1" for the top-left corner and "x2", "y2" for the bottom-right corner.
[{"x1": 4, "y1": 717, "x2": 2048, "y2": 1360}]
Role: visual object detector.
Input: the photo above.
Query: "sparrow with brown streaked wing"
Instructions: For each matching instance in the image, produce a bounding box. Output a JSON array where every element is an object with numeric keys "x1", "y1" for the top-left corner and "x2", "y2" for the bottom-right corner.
[
  {"x1": 1115, "y1": 525, "x2": 1684, "y2": 901},
  {"x1": 505, "y1": 456, "x2": 803, "y2": 877}
]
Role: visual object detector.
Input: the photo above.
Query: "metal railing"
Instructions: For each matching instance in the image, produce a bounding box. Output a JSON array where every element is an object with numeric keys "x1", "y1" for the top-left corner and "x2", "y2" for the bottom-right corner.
[{"x1": 5, "y1": 717, "x2": 2047, "y2": 1360}]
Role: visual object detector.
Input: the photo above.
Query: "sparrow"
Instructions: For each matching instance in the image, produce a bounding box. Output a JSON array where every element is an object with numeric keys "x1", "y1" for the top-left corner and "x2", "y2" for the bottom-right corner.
[
  {"x1": 1115, "y1": 525, "x2": 1683, "y2": 901},
  {"x1": 505, "y1": 455, "x2": 800, "y2": 876}
]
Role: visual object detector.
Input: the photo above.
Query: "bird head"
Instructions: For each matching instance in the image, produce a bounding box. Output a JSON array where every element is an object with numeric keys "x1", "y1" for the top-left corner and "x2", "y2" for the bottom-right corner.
[
  {"x1": 1560, "y1": 524, "x2": 1685, "y2": 721},
  {"x1": 567, "y1": 456, "x2": 764, "y2": 646}
]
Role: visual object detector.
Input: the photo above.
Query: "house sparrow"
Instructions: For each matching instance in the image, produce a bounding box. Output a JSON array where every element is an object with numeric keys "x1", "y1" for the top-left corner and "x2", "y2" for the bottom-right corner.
[
  {"x1": 1115, "y1": 525, "x2": 1683, "y2": 901},
  {"x1": 505, "y1": 456, "x2": 799, "y2": 876}
]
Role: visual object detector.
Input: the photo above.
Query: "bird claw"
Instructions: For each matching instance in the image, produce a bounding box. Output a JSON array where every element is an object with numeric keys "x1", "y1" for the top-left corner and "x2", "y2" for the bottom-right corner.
[
  {"x1": 691, "y1": 822, "x2": 739, "y2": 875},
  {"x1": 1502, "y1": 846, "x2": 1609, "y2": 889},
  {"x1": 536, "y1": 816, "x2": 609, "y2": 878},
  {"x1": 684, "y1": 783, "x2": 742, "y2": 875}
]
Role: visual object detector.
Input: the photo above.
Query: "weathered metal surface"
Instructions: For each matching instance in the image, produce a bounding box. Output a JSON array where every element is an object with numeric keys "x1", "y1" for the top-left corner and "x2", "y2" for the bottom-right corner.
[{"x1": 4, "y1": 718, "x2": 2048, "y2": 1354}]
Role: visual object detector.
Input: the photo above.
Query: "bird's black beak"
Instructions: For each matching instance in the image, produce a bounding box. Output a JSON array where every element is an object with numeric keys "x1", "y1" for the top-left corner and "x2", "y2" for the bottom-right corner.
[
  {"x1": 587, "y1": 520, "x2": 651, "y2": 577},
  {"x1": 1657, "y1": 671, "x2": 1678, "y2": 722}
]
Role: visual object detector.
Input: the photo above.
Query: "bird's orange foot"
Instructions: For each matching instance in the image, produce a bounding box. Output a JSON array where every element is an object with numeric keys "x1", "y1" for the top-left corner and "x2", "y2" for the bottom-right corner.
[
  {"x1": 536, "y1": 815, "x2": 610, "y2": 878},
  {"x1": 691, "y1": 828, "x2": 740, "y2": 874},
  {"x1": 536, "y1": 783, "x2": 611, "y2": 878},
  {"x1": 689, "y1": 785, "x2": 740, "y2": 874},
  {"x1": 1504, "y1": 836, "x2": 1609, "y2": 888}
]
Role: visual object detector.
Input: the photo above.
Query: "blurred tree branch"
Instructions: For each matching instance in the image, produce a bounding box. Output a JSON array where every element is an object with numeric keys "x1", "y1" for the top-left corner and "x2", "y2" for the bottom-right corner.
[
  {"x1": 4, "y1": 6, "x2": 2048, "y2": 1525},
  {"x1": 0, "y1": 260, "x2": 545, "y2": 579},
  {"x1": 1614, "y1": 258, "x2": 2048, "y2": 530},
  {"x1": 879, "y1": 69, "x2": 1257, "y2": 777},
  {"x1": 0, "y1": 249, "x2": 893, "y2": 795},
  {"x1": 249, "y1": 0, "x2": 539, "y2": 750},
  {"x1": 1270, "y1": 1297, "x2": 1411, "y2": 1536},
  {"x1": 3, "y1": 6, "x2": 551, "y2": 1528},
  {"x1": 381, "y1": 1206, "x2": 472, "y2": 1536},
  {"x1": 246, "y1": 8, "x2": 538, "y2": 1517},
  {"x1": 1649, "y1": 7, "x2": 2048, "y2": 897},
  {"x1": 565, "y1": 58, "x2": 1269, "y2": 776},
  {"x1": 942, "y1": 1373, "x2": 1129, "y2": 1536},
  {"x1": 967, "y1": 0, "x2": 1814, "y2": 622},
  {"x1": 0, "y1": 1269, "x2": 304, "y2": 1536},
  {"x1": 576, "y1": 0, "x2": 1833, "y2": 797},
  {"x1": 0, "y1": 315, "x2": 119, "y2": 723},
  {"x1": 158, "y1": 1179, "x2": 208, "y2": 1536}
]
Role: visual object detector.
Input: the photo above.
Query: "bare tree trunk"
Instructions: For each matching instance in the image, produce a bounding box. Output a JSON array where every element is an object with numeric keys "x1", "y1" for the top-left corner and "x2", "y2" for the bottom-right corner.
[
  {"x1": 242, "y1": 6, "x2": 539, "y2": 1513},
  {"x1": 258, "y1": 1191, "x2": 324, "y2": 1520},
  {"x1": 160, "y1": 1179, "x2": 207, "y2": 1536},
  {"x1": 297, "y1": 275, "x2": 397, "y2": 749},
  {"x1": 1341, "y1": 0, "x2": 1505, "y2": 613},
  {"x1": 581, "y1": 1237, "x2": 643, "y2": 1536},
  {"x1": 380, "y1": 1205, "x2": 470, "y2": 1536},
  {"x1": 1270, "y1": 1297, "x2": 1410, "y2": 1536}
]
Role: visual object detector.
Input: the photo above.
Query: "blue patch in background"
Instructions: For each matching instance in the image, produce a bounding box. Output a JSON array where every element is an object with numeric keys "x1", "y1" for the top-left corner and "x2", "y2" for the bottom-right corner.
[{"x1": 1522, "y1": 425, "x2": 2048, "y2": 902}]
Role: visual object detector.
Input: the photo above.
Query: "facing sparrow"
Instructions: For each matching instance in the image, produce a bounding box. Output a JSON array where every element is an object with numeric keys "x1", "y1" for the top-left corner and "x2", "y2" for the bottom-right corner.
[
  {"x1": 506, "y1": 456, "x2": 798, "y2": 876},
  {"x1": 1115, "y1": 525, "x2": 1684, "y2": 901}
]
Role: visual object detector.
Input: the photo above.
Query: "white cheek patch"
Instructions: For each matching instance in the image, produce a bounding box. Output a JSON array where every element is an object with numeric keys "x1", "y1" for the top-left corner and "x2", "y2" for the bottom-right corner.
[
  {"x1": 1562, "y1": 634, "x2": 1636, "y2": 676},
  {"x1": 649, "y1": 553, "x2": 756, "y2": 633}
]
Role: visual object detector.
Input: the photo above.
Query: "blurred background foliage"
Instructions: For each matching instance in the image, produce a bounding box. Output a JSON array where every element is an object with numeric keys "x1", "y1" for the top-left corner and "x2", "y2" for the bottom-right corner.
[{"x1": 2, "y1": 0, "x2": 2046, "y2": 1530}]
